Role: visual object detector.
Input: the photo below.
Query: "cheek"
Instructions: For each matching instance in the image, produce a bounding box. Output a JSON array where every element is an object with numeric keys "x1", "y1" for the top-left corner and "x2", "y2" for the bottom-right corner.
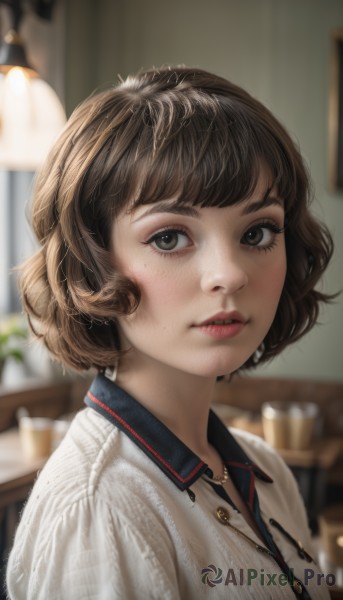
[
  {"x1": 265, "y1": 259, "x2": 287, "y2": 303},
  {"x1": 130, "y1": 264, "x2": 189, "y2": 308},
  {"x1": 251, "y1": 247, "x2": 286, "y2": 307}
]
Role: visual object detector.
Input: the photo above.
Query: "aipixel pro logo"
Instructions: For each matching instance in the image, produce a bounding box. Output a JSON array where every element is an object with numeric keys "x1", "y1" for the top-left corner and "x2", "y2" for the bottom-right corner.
[
  {"x1": 201, "y1": 564, "x2": 223, "y2": 588},
  {"x1": 201, "y1": 565, "x2": 336, "y2": 589}
]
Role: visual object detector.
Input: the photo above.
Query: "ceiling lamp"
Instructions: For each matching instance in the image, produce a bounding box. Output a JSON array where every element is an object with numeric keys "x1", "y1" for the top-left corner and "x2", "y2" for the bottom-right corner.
[{"x1": 0, "y1": 0, "x2": 66, "y2": 170}]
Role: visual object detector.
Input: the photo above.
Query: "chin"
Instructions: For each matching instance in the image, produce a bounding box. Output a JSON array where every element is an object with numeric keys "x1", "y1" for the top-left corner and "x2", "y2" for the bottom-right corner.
[
  {"x1": 190, "y1": 349, "x2": 254, "y2": 379},
  {"x1": 185, "y1": 360, "x2": 244, "y2": 380}
]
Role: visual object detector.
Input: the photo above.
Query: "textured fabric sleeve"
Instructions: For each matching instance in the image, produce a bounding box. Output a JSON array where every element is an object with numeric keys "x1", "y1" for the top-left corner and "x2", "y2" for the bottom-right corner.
[{"x1": 6, "y1": 494, "x2": 179, "y2": 600}]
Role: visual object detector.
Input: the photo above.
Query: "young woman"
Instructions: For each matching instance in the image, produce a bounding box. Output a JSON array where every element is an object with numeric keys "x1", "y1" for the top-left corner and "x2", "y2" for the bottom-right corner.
[{"x1": 7, "y1": 66, "x2": 334, "y2": 599}]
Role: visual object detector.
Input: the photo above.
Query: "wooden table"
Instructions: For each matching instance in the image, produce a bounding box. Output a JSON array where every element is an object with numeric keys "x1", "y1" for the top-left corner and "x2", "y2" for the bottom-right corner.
[
  {"x1": 278, "y1": 438, "x2": 343, "y2": 470},
  {"x1": 282, "y1": 435, "x2": 343, "y2": 477}
]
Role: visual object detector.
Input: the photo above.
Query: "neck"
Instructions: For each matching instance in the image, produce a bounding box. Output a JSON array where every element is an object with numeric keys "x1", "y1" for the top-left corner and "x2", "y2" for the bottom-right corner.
[{"x1": 116, "y1": 350, "x2": 218, "y2": 456}]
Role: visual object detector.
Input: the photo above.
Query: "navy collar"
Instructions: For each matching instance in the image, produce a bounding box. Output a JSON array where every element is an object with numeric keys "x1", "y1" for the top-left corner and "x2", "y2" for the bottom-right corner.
[{"x1": 84, "y1": 374, "x2": 273, "y2": 499}]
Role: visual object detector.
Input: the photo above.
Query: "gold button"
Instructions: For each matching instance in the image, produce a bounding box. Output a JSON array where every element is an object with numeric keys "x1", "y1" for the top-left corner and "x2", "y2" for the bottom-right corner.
[
  {"x1": 293, "y1": 580, "x2": 303, "y2": 594},
  {"x1": 216, "y1": 506, "x2": 230, "y2": 525}
]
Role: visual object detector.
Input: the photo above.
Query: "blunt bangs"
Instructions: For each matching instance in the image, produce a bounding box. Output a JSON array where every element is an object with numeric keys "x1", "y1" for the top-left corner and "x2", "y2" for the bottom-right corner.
[{"x1": 125, "y1": 91, "x2": 298, "y2": 213}]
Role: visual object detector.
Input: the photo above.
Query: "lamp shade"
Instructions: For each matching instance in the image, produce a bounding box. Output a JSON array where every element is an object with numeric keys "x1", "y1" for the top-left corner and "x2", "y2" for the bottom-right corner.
[{"x1": 0, "y1": 66, "x2": 66, "y2": 170}]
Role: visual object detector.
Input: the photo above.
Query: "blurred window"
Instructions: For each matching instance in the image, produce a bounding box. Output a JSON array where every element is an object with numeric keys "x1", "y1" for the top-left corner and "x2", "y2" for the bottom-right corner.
[{"x1": 0, "y1": 170, "x2": 36, "y2": 314}]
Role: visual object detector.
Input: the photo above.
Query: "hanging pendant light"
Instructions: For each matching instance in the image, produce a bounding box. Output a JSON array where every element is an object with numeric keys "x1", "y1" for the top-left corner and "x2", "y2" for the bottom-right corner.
[{"x1": 0, "y1": 2, "x2": 66, "y2": 171}]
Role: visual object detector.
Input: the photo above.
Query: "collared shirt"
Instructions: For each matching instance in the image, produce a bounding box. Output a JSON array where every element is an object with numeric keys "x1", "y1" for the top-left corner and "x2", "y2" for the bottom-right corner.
[{"x1": 7, "y1": 374, "x2": 330, "y2": 600}]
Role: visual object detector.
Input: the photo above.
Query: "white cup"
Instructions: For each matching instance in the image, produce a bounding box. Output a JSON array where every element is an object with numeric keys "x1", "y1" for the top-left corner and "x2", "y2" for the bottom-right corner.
[
  {"x1": 261, "y1": 402, "x2": 289, "y2": 450},
  {"x1": 288, "y1": 402, "x2": 318, "y2": 451},
  {"x1": 19, "y1": 417, "x2": 53, "y2": 460},
  {"x1": 261, "y1": 401, "x2": 319, "y2": 451}
]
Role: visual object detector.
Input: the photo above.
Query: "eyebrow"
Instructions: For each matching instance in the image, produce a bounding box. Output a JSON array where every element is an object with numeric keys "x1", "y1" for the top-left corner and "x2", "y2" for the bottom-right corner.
[
  {"x1": 132, "y1": 200, "x2": 200, "y2": 222},
  {"x1": 133, "y1": 193, "x2": 284, "y2": 222},
  {"x1": 242, "y1": 195, "x2": 284, "y2": 214}
]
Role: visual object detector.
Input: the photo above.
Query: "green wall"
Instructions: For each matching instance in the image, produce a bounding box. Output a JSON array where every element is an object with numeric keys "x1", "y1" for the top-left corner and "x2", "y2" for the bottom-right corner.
[{"x1": 65, "y1": 0, "x2": 343, "y2": 380}]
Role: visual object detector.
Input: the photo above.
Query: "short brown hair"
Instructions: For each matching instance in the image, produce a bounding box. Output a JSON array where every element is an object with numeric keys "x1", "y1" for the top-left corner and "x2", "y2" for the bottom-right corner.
[{"x1": 20, "y1": 66, "x2": 334, "y2": 372}]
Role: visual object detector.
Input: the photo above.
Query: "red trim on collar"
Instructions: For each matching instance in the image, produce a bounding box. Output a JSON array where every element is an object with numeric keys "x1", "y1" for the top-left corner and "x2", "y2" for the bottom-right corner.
[
  {"x1": 87, "y1": 391, "x2": 205, "y2": 484},
  {"x1": 225, "y1": 460, "x2": 273, "y2": 483}
]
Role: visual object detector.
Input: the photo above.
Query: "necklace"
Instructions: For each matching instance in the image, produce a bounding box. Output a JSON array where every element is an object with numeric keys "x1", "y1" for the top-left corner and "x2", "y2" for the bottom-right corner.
[{"x1": 211, "y1": 463, "x2": 229, "y2": 486}]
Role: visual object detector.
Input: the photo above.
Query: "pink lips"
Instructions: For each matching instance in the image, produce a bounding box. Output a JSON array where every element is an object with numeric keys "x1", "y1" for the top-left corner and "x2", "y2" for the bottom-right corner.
[{"x1": 194, "y1": 311, "x2": 247, "y2": 339}]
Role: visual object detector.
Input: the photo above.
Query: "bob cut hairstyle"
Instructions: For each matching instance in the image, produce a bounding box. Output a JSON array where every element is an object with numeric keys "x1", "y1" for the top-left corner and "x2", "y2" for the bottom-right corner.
[{"x1": 20, "y1": 66, "x2": 334, "y2": 373}]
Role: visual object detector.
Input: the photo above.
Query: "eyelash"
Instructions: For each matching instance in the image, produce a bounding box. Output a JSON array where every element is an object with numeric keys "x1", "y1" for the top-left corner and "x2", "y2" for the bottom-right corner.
[
  {"x1": 143, "y1": 226, "x2": 190, "y2": 256},
  {"x1": 241, "y1": 221, "x2": 285, "y2": 253},
  {"x1": 143, "y1": 221, "x2": 285, "y2": 256}
]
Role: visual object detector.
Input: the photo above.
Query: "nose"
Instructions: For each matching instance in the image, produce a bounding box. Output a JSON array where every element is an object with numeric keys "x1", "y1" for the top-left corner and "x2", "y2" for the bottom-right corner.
[{"x1": 200, "y1": 245, "x2": 249, "y2": 296}]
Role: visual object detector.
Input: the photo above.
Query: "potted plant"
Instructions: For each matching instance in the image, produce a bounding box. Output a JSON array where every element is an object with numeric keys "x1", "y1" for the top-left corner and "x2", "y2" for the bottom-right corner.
[{"x1": 0, "y1": 314, "x2": 28, "y2": 383}]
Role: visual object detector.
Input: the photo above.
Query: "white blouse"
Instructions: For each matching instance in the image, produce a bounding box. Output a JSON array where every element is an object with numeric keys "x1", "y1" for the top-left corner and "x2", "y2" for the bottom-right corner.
[{"x1": 6, "y1": 407, "x2": 330, "y2": 599}]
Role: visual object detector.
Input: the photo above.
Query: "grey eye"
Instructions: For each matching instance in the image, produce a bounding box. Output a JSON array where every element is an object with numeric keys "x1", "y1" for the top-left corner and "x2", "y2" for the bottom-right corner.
[
  {"x1": 241, "y1": 224, "x2": 281, "y2": 249},
  {"x1": 242, "y1": 227, "x2": 265, "y2": 246},
  {"x1": 154, "y1": 231, "x2": 180, "y2": 250},
  {"x1": 150, "y1": 230, "x2": 189, "y2": 252}
]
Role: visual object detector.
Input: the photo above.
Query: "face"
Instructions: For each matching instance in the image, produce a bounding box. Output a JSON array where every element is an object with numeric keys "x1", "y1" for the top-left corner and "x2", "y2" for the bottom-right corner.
[{"x1": 111, "y1": 172, "x2": 287, "y2": 378}]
